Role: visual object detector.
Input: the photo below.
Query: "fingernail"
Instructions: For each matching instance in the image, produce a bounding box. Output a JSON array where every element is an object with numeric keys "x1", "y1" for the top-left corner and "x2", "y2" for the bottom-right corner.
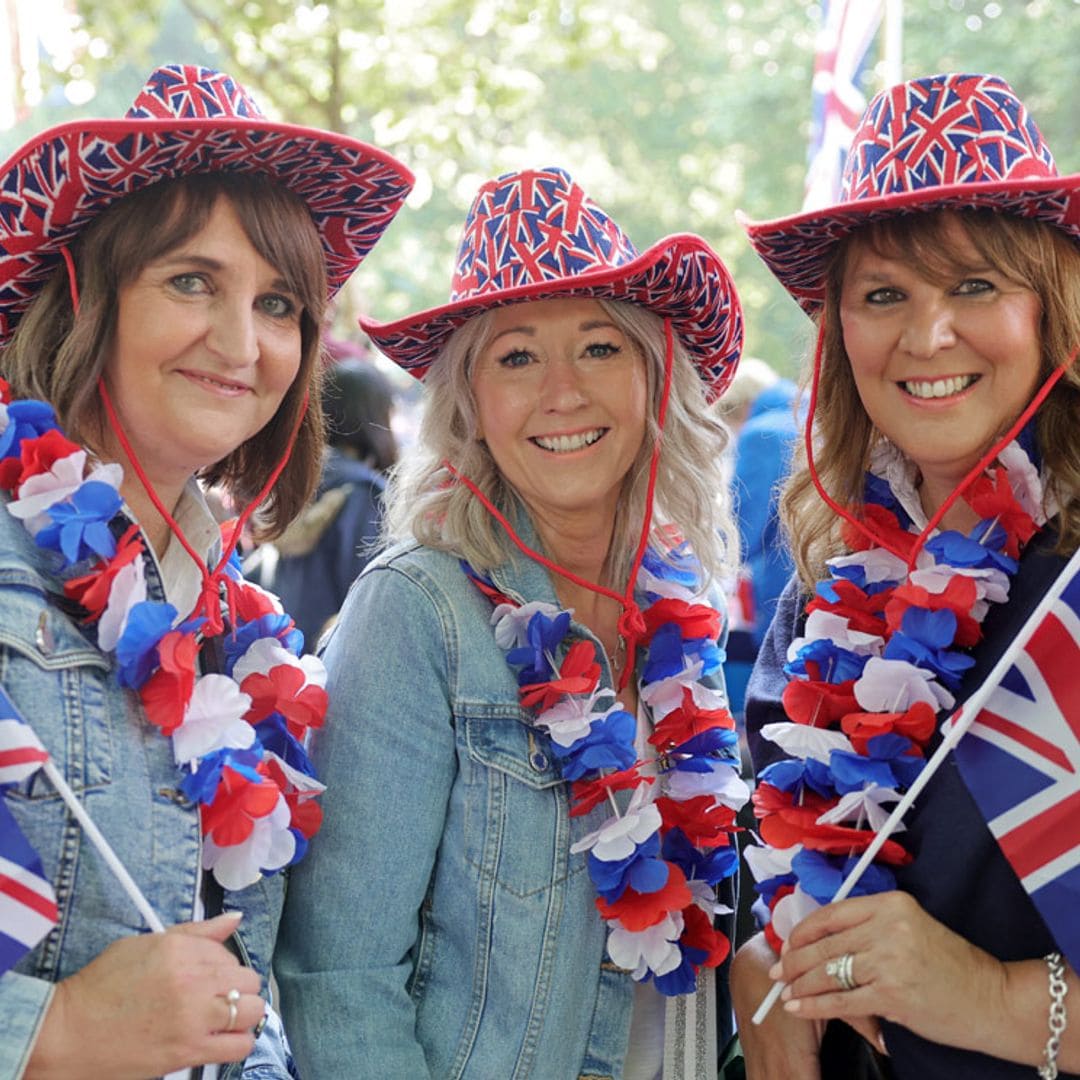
[
  {"x1": 768, "y1": 962, "x2": 782, "y2": 980},
  {"x1": 780, "y1": 986, "x2": 791, "y2": 1001},
  {"x1": 783, "y1": 999, "x2": 801, "y2": 1013}
]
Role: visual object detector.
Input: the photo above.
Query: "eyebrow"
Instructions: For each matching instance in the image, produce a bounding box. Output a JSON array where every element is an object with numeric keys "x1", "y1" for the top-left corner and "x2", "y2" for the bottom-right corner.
[
  {"x1": 489, "y1": 318, "x2": 619, "y2": 343},
  {"x1": 154, "y1": 253, "x2": 293, "y2": 293}
]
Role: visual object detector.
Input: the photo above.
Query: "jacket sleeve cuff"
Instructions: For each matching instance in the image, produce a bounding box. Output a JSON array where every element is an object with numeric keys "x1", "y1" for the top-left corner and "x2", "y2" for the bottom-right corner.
[{"x1": 0, "y1": 971, "x2": 55, "y2": 1080}]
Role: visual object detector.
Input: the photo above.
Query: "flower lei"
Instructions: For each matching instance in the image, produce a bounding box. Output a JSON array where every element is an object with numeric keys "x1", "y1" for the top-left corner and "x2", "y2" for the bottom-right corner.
[
  {"x1": 0, "y1": 381, "x2": 326, "y2": 892},
  {"x1": 745, "y1": 435, "x2": 1047, "y2": 950},
  {"x1": 464, "y1": 546, "x2": 748, "y2": 996}
]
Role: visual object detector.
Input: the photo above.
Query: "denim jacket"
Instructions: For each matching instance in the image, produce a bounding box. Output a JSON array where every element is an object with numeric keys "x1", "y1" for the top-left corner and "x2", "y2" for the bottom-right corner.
[
  {"x1": 276, "y1": 535, "x2": 736, "y2": 1079},
  {"x1": 0, "y1": 495, "x2": 291, "y2": 1080}
]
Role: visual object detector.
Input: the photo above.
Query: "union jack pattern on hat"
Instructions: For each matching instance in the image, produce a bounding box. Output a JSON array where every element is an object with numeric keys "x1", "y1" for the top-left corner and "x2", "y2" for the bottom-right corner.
[
  {"x1": 741, "y1": 72, "x2": 1080, "y2": 314},
  {"x1": 0, "y1": 64, "x2": 414, "y2": 345},
  {"x1": 362, "y1": 166, "x2": 742, "y2": 400}
]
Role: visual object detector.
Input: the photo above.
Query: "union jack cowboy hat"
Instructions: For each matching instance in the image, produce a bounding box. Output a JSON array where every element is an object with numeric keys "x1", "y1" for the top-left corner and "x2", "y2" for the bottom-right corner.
[
  {"x1": 361, "y1": 166, "x2": 743, "y2": 401},
  {"x1": 741, "y1": 72, "x2": 1080, "y2": 314},
  {"x1": 0, "y1": 64, "x2": 414, "y2": 345}
]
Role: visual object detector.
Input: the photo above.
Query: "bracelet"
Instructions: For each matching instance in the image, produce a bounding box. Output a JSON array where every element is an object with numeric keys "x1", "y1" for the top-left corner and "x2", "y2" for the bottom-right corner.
[{"x1": 1037, "y1": 952, "x2": 1069, "y2": 1080}]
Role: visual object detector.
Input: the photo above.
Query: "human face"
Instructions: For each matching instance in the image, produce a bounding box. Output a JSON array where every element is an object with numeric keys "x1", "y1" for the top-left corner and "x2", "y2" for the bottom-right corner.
[
  {"x1": 471, "y1": 297, "x2": 649, "y2": 538},
  {"x1": 102, "y1": 196, "x2": 303, "y2": 499},
  {"x1": 839, "y1": 218, "x2": 1043, "y2": 514}
]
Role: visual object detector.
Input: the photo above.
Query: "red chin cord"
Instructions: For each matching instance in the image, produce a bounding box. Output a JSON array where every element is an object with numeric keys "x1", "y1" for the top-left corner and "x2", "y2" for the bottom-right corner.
[
  {"x1": 445, "y1": 317, "x2": 677, "y2": 691},
  {"x1": 803, "y1": 316, "x2": 1077, "y2": 572},
  {"x1": 63, "y1": 244, "x2": 310, "y2": 635},
  {"x1": 96, "y1": 378, "x2": 309, "y2": 635}
]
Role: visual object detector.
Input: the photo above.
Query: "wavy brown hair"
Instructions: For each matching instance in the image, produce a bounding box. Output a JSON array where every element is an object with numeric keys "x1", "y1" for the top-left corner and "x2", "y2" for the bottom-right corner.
[
  {"x1": 782, "y1": 209, "x2": 1080, "y2": 588},
  {"x1": 384, "y1": 298, "x2": 737, "y2": 589},
  {"x1": 2, "y1": 172, "x2": 327, "y2": 538}
]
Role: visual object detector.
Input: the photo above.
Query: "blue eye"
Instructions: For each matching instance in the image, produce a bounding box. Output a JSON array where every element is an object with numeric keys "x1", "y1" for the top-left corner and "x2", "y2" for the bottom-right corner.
[
  {"x1": 497, "y1": 349, "x2": 533, "y2": 369},
  {"x1": 171, "y1": 273, "x2": 208, "y2": 294},
  {"x1": 260, "y1": 294, "x2": 297, "y2": 318},
  {"x1": 585, "y1": 342, "x2": 620, "y2": 358}
]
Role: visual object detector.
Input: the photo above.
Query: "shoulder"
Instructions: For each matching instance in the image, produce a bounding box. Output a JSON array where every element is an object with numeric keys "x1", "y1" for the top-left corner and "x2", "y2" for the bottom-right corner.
[
  {"x1": 337, "y1": 540, "x2": 489, "y2": 634},
  {"x1": 0, "y1": 499, "x2": 58, "y2": 591}
]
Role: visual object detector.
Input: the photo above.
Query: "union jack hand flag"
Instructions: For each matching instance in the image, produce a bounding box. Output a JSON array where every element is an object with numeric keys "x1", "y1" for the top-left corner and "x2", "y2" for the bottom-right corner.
[
  {"x1": 953, "y1": 551, "x2": 1080, "y2": 973},
  {"x1": 803, "y1": 0, "x2": 885, "y2": 211},
  {"x1": 0, "y1": 686, "x2": 58, "y2": 976}
]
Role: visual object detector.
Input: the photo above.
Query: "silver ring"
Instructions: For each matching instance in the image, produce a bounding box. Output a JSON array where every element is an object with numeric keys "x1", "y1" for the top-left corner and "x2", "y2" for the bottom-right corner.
[
  {"x1": 253, "y1": 1010, "x2": 269, "y2": 1038},
  {"x1": 223, "y1": 987, "x2": 241, "y2": 1032},
  {"x1": 825, "y1": 952, "x2": 858, "y2": 991}
]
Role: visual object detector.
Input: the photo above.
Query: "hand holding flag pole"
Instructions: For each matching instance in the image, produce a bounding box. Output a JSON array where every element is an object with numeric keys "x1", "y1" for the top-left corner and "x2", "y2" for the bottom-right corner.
[{"x1": 752, "y1": 544, "x2": 1080, "y2": 1025}]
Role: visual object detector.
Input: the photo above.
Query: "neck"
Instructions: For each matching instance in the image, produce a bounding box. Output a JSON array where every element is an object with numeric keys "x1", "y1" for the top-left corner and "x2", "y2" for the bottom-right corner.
[
  {"x1": 119, "y1": 477, "x2": 184, "y2": 558},
  {"x1": 531, "y1": 509, "x2": 617, "y2": 592},
  {"x1": 917, "y1": 471, "x2": 980, "y2": 534}
]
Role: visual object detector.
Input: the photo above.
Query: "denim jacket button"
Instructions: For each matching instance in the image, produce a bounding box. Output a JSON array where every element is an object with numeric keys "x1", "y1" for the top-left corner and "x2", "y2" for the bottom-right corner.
[
  {"x1": 35, "y1": 611, "x2": 55, "y2": 655},
  {"x1": 530, "y1": 750, "x2": 549, "y2": 772}
]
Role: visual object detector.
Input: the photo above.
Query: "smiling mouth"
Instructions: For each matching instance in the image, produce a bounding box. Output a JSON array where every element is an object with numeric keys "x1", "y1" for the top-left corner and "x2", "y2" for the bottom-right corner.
[
  {"x1": 901, "y1": 374, "x2": 979, "y2": 400},
  {"x1": 530, "y1": 428, "x2": 607, "y2": 453},
  {"x1": 183, "y1": 370, "x2": 251, "y2": 393}
]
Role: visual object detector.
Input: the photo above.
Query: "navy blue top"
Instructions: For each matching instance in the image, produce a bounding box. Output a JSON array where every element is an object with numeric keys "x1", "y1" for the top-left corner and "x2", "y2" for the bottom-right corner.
[
  {"x1": 265, "y1": 448, "x2": 385, "y2": 652},
  {"x1": 746, "y1": 531, "x2": 1078, "y2": 1079}
]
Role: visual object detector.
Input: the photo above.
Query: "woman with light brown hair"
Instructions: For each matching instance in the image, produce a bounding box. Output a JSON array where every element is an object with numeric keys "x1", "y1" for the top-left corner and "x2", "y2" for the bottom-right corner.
[{"x1": 731, "y1": 73, "x2": 1080, "y2": 1080}]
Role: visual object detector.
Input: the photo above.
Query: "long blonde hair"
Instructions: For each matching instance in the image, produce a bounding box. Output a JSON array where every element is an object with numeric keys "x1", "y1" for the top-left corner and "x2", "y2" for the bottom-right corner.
[
  {"x1": 384, "y1": 298, "x2": 737, "y2": 589},
  {"x1": 782, "y1": 209, "x2": 1080, "y2": 588}
]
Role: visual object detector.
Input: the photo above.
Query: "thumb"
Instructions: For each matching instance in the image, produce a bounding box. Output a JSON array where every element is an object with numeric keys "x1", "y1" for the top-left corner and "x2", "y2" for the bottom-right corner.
[{"x1": 167, "y1": 910, "x2": 243, "y2": 943}]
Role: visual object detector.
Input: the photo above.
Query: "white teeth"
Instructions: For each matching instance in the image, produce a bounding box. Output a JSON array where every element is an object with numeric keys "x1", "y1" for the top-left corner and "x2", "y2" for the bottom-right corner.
[
  {"x1": 533, "y1": 429, "x2": 605, "y2": 453},
  {"x1": 903, "y1": 374, "x2": 978, "y2": 399}
]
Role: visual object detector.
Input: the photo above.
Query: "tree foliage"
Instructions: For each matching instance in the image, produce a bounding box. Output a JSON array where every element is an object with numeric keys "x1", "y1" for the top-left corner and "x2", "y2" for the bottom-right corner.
[{"x1": 7, "y1": 0, "x2": 1079, "y2": 371}]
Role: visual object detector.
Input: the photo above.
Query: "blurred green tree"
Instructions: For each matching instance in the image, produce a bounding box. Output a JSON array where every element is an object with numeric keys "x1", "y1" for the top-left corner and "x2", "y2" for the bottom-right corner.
[{"x1": 5, "y1": 0, "x2": 1078, "y2": 372}]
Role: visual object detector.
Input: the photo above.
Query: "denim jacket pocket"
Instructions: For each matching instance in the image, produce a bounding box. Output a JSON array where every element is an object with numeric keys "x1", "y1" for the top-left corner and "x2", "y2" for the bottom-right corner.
[
  {"x1": 0, "y1": 581, "x2": 114, "y2": 798},
  {"x1": 462, "y1": 708, "x2": 584, "y2": 899}
]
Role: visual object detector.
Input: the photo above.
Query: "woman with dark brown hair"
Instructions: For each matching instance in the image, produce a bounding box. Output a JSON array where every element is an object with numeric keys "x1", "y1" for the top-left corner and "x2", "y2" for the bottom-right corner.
[{"x1": 0, "y1": 65, "x2": 410, "y2": 1078}]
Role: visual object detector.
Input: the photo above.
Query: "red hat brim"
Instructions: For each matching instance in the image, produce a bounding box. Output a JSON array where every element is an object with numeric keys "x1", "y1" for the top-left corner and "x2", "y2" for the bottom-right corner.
[
  {"x1": 361, "y1": 232, "x2": 743, "y2": 402},
  {"x1": 0, "y1": 116, "x2": 414, "y2": 345},
  {"x1": 741, "y1": 173, "x2": 1080, "y2": 315}
]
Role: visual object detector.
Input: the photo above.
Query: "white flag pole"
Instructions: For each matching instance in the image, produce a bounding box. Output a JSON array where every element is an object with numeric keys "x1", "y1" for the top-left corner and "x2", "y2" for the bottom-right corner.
[
  {"x1": 40, "y1": 759, "x2": 166, "y2": 932},
  {"x1": 753, "y1": 544, "x2": 1080, "y2": 1025}
]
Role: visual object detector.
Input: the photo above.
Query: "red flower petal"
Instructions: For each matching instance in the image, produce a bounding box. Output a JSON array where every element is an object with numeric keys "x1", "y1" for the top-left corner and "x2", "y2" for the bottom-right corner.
[
  {"x1": 680, "y1": 902, "x2": 731, "y2": 968},
  {"x1": 840, "y1": 503, "x2": 918, "y2": 560},
  {"x1": 840, "y1": 702, "x2": 937, "y2": 755},
  {"x1": 201, "y1": 766, "x2": 280, "y2": 845},
  {"x1": 650, "y1": 687, "x2": 734, "y2": 751},
  {"x1": 760, "y1": 806, "x2": 912, "y2": 866},
  {"x1": 642, "y1": 599, "x2": 722, "y2": 645},
  {"x1": 656, "y1": 795, "x2": 739, "y2": 847},
  {"x1": 595, "y1": 863, "x2": 692, "y2": 931},
  {"x1": 140, "y1": 631, "x2": 198, "y2": 735},
  {"x1": 16, "y1": 429, "x2": 83, "y2": 488},
  {"x1": 241, "y1": 664, "x2": 328, "y2": 738},
  {"x1": 782, "y1": 677, "x2": 860, "y2": 727},
  {"x1": 570, "y1": 766, "x2": 648, "y2": 817},
  {"x1": 805, "y1": 579, "x2": 888, "y2": 637},
  {"x1": 63, "y1": 525, "x2": 145, "y2": 621}
]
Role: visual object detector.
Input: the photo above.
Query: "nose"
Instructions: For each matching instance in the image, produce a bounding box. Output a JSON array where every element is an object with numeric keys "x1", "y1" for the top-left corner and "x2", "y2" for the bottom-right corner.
[
  {"x1": 205, "y1": 296, "x2": 261, "y2": 368},
  {"x1": 539, "y1": 357, "x2": 588, "y2": 411},
  {"x1": 899, "y1": 297, "x2": 956, "y2": 360}
]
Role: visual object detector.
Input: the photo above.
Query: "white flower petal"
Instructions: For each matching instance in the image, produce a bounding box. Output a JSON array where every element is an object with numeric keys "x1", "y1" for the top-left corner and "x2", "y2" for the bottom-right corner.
[
  {"x1": 172, "y1": 674, "x2": 254, "y2": 763},
  {"x1": 97, "y1": 558, "x2": 147, "y2": 652},
  {"x1": 761, "y1": 722, "x2": 853, "y2": 762}
]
